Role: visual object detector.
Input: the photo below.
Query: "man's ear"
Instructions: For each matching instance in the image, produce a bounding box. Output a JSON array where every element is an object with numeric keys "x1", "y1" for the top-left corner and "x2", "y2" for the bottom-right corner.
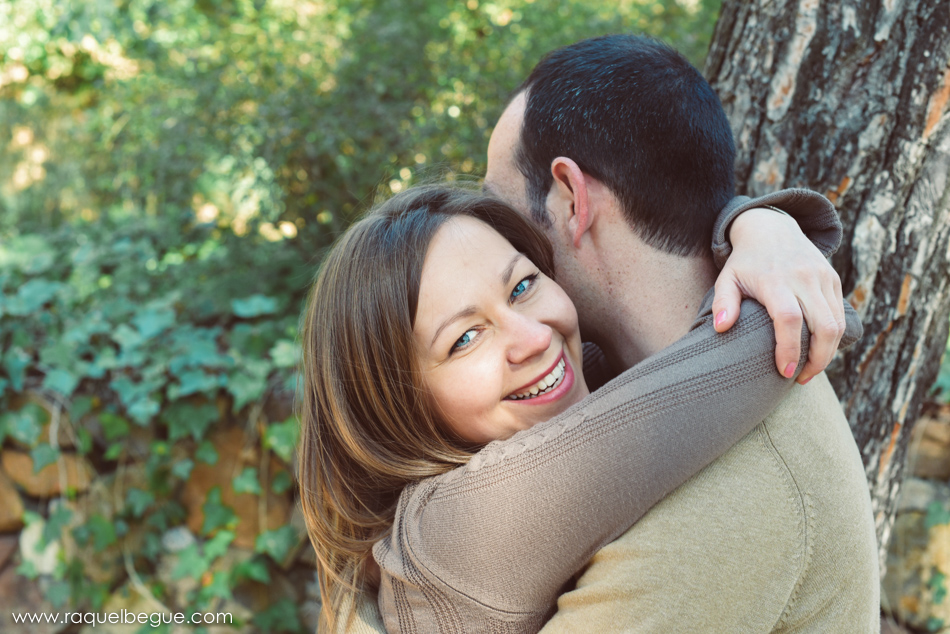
[{"x1": 549, "y1": 157, "x2": 592, "y2": 248}]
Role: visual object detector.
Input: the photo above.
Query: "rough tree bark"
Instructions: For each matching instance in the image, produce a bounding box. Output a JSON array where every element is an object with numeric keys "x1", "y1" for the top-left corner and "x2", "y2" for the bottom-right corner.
[{"x1": 705, "y1": 0, "x2": 950, "y2": 567}]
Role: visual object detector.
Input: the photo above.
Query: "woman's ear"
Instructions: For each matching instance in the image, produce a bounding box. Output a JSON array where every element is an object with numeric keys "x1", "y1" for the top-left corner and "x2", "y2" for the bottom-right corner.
[{"x1": 549, "y1": 157, "x2": 593, "y2": 248}]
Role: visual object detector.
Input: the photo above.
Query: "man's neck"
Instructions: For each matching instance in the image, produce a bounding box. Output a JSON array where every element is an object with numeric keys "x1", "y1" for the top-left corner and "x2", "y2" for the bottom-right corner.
[{"x1": 593, "y1": 253, "x2": 719, "y2": 372}]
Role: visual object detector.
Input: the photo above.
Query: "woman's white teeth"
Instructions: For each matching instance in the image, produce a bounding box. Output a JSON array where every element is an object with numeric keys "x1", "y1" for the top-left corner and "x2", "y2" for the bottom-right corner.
[{"x1": 508, "y1": 359, "x2": 566, "y2": 400}]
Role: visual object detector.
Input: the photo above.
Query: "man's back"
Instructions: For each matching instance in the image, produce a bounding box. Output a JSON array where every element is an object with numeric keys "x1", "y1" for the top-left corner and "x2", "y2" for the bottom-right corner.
[{"x1": 541, "y1": 373, "x2": 879, "y2": 633}]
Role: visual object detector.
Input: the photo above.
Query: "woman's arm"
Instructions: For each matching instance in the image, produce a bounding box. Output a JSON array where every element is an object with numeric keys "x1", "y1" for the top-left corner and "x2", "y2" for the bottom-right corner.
[{"x1": 376, "y1": 297, "x2": 853, "y2": 627}]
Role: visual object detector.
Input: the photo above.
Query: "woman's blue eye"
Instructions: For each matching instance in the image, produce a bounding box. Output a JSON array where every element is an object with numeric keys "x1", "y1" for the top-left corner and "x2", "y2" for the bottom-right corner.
[
  {"x1": 511, "y1": 274, "x2": 537, "y2": 301},
  {"x1": 453, "y1": 329, "x2": 477, "y2": 351}
]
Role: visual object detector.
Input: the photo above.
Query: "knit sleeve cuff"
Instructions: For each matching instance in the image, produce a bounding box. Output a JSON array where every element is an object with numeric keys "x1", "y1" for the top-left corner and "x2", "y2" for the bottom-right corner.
[{"x1": 711, "y1": 189, "x2": 843, "y2": 269}]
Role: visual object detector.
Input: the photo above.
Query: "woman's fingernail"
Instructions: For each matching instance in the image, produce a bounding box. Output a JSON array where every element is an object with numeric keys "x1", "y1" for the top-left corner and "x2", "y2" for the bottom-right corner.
[
  {"x1": 715, "y1": 310, "x2": 727, "y2": 328},
  {"x1": 801, "y1": 376, "x2": 813, "y2": 385},
  {"x1": 784, "y1": 362, "x2": 797, "y2": 378}
]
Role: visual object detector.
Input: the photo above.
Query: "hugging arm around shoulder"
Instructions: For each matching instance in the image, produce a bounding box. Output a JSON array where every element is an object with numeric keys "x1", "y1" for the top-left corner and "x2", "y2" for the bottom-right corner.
[
  {"x1": 374, "y1": 300, "x2": 817, "y2": 632},
  {"x1": 369, "y1": 188, "x2": 862, "y2": 633}
]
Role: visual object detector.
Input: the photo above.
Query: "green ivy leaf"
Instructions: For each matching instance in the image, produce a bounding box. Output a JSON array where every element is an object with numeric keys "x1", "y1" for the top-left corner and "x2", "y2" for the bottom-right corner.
[
  {"x1": 0, "y1": 403, "x2": 45, "y2": 447},
  {"x1": 43, "y1": 505, "x2": 73, "y2": 546},
  {"x1": 127, "y1": 396, "x2": 160, "y2": 425},
  {"x1": 926, "y1": 501, "x2": 950, "y2": 530},
  {"x1": 197, "y1": 570, "x2": 233, "y2": 602},
  {"x1": 231, "y1": 294, "x2": 278, "y2": 318},
  {"x1": 171, "y1": 369, "x2": 220, "y2": 399},
  {"x1": 161, "y1": 402, "x2": 219, "y2": 442},
  {"x1": 227, "y1": 357, "x2": 270, "y2": 412},
  {"x1": 200, "y1": 486, "x2": 236, "y2": 535},
  {"x1": 30, "y1": 444, "x2": 59, "y2": 473},
  {"x1": 43, "y1": 368, "x2": 79, "y2": 397},
  {"x1": 87, "y1": 514, "x2": 118, "y2": 552},
  {"x1": 171, "y1": 543, "x2": 209, "y2": 581},
  {"x1": 69, "y1": 396, "x2": 95, "y2": 422},
  {"x1": 254, "y1": 525, "x2": 299, "y2": 564},
  {"x1": 133, "y1": 307, "x2": 176, "y2": 339},
  {"x1": 232, "y1": 556, "x2": 270, "y2": 584},
  {"x1": 104, "y1": 442, "x2": 123, "y2": 461},
  {"x1": 113, "y1": 324, "x2": 144, "y2": 351},
  {"x1": 171, "y1": 458, "x2": 194, "y2": 480},
  {"x1": 195, "y1": 440, "x2": 219, "y2": 465},
  {"x1": 0, "y1": 234, "x2": 54, "y2": 274},
  {"x1": 75, "y1": 428, "x2": 93, "y2": 455},
  {"x1": 251, "y1": 598, "x2": 304, "y2": 633},
  {"x1": 204, "y1": 529, "x2": 235, "y2": 560},
  {"x1": 269, "y1": 339, "x2": 298, "y2": 368},
  {"x1": 99, "y1": 411, "x2": 131, "y2": 441},
  {"x1": 46, "y1": 579, "x2": 71, "y2": 609},
  {"x1": 232, "y1": 467, "x2": 262, "y2": 495},
  {"x1": 2, "y1": 347, "x2": 30, "y2": 392},
  {"x1": 271, "y1": 471, "x2": 292, "y2": 495},
  {"x1": 263, "y1": 417, "x2": 299, "y2": 463},
  {"x1": 125, "y1": 488, "x2": 155, "y2": 518},
  {"x1": 10, "y1": 279, "x2": 63, "y2": 314}
]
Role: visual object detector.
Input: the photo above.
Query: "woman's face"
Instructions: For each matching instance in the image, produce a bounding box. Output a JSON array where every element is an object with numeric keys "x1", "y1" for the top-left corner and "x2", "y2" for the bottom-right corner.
[{"x1": 413, "y1": 216, "x2": 589, "y2": 444}]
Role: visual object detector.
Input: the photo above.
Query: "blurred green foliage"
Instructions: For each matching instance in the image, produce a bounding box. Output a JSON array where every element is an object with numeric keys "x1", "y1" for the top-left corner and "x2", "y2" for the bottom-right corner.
[{"x1": 0, "y1": 0, "x2": 722, "y2": 625}]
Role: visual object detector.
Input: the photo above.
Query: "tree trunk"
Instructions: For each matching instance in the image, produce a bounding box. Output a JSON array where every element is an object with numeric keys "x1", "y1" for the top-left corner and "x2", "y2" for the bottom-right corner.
[{"x1": 705, "y1": 0, "x2": 950, "y2": 569}]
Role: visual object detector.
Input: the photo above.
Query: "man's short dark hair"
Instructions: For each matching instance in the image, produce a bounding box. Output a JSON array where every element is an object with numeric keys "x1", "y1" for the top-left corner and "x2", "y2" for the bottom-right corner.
[{"x1": 517, "y1": 34, "x2": 736, "y2": 257}]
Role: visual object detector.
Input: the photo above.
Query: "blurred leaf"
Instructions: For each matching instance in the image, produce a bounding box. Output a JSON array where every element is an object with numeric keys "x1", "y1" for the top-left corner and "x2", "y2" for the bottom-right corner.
[
  {"x1": 43, "y1": 505, "x2": 73, "y2": 546},
  {"x1": 926, "y1": 501, "x2": 950, "y2": 530},
  {"x1": 269, "y1": 339, "x2": 298, "y2": 368},
  {"x1": 232, "y1": 467, "x2": 262, "y2": 495},
  {"x1": 204, "y1": 529, "x2": 235, "y2": 560},
  {"x1": 1, "y1": 403, "x2": 46, "y2": 447},
  {"x1": 104, "y1": 443, "x2": 123, "y2": 460},
  {"x1": 125, "y1": 488, "x2": 155, "y2": 518},
  {"x1": 263, "y1": 417, "x2": 299, "y2": 463},
  {"x1": 87, "y1": 514, "x2": 118, "y2": 552},
  {"x1": 161, "y1": 402, "x2": 219, "y2": 442},
  {"x1": 231, "y1": 294, "x2": 278, "y2": 318},
  {"x1": 271, "y1": 470, "x2": 292, "y2": 495},
  {"x1": 195, "y1": 440, "x2": 219, "y2": 465},
  {"x1": 232, "y1": 556, "x2": 270, "y2": 584},
  {"x1": 9, "y1": 279, "x2": 62, "y2": 314},
  {"x1": 2, "y1": 348, "x2": 30, "y2": 392},
  {"x1": 171, "y1": 458, "x2": 194, "y2": 480},
  {"x1": 133, "y1": 307, "x2": 176, "y2": 339},
  {"x1": 47, "y1": 579, "x2": 71, "y2": 609},
  {"x1": 254, "y1": 525, "x2": 299, "y2": 564},
  {"x1": 171, "y1": 369, "x2": 220, "y2": 399},
  {"x1": 99, "y1": 411, "x2": 130, "y2": 441},
  {"x1": 252, "y1": 598, "x2": 304, "y2": 633},
  {"x1": 42, "y1": 368, "x2": 78, "y2": 397},
  {"x1": 171, "y1": 543, "x2": 208, "y2": 581},
  {"x1": 30, "y1": 443, "x2": 59, "y2": 473},
  {"x1": 200, "y1": 486, "x2": 236, "y2": 535},
  {"x1": 0, "y1": 235, "x2": 55, "y2": 274}
]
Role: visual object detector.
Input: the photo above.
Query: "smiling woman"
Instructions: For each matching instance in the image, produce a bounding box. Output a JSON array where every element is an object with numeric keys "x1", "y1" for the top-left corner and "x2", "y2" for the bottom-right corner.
[
  {"x1": 297, "y1": 183, "x2": 574, "y2": 629},
  {"x1": 413, "y1": 215, "x2": 588, "y2": 443},
  {"x1": 297, "y1": 182, "x2": 825, "y2": 633}
]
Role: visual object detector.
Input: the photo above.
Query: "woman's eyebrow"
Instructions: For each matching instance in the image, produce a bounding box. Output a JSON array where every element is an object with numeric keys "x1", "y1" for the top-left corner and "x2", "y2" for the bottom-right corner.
[
  {"x1": 501, "y1": 253, "x2": 524, "y2": 286},
  {"x1": 431, "y1": 306, "x2": 477, "y2": 347}
]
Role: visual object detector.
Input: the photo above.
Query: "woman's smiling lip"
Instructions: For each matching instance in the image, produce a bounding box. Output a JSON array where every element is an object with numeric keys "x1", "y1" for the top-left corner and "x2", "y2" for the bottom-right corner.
[
  {"x1": 504, "y1": 351, "x2": 576, "y2": 406},
  {"x1": 510, "y1": 351, "x2": 565, "y2": 394}
]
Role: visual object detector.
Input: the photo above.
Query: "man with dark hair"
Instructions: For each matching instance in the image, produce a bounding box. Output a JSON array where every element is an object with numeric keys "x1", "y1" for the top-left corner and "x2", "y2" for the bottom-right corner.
[
  {"x1": 483, "y1": 34, "x2": 879, "y2": 633},
  {"x1": 517, "y1": 35, "x2": 736, "y2": 258}
]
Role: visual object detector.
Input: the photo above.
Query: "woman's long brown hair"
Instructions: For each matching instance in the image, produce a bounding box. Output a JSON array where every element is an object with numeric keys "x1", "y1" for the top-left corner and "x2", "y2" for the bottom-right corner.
[{"x1": 297, "y1": 183, "x2": 555, "y2": 631}]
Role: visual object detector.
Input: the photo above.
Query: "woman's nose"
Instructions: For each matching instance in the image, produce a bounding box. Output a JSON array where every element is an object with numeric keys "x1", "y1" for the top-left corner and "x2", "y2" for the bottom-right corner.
[{"x1": 505, "y1": 312, "x2": 553, "y2": 366}]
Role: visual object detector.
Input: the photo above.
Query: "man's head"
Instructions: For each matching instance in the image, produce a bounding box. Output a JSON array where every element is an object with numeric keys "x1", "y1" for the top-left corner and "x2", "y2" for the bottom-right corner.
[{"x1": 486, "y1": 34, "x2": 736, "y2": 257}]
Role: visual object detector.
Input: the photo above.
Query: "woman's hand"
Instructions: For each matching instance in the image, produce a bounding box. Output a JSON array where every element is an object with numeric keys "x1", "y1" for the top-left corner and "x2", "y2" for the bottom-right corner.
[{"x1": 712, "y1": 207, "x2": 846, "y2": 385}]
